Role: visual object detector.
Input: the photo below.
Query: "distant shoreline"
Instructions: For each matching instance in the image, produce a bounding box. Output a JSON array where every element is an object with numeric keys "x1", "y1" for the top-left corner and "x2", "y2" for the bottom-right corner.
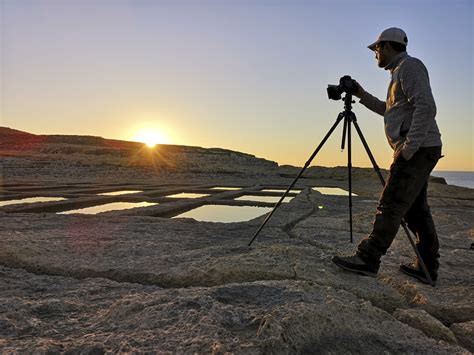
[{"x1": 431, "y1": 171, "x2": 474, "y2": 189}]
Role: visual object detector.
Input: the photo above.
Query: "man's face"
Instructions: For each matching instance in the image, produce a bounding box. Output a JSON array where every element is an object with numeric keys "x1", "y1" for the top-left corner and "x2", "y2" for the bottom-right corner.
[{"x1": 375, "y1": 43, "x2": 389, "y2": 68}]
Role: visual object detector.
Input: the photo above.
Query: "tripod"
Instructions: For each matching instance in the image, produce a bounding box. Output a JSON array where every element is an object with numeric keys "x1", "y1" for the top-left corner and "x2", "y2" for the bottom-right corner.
[{"x1": 248, "y1": 93, "x2": 435, "y2": 287}]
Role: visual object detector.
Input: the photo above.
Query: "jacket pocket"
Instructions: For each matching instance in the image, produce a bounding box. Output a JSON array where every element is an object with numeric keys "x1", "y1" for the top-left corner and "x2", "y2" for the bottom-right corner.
[{"x1": 426, "y1": 147, "x2": 442, "y2": 161}]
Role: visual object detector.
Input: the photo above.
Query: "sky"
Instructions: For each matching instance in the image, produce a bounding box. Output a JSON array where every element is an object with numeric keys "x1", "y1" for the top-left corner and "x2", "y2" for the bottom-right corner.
[{"x1": 1, "y1": 0, "x2": 473, "y2": 171}]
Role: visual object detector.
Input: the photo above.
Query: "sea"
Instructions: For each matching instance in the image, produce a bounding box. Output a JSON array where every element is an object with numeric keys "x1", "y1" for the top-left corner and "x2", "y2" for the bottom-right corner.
[{"x1": 431, "y1": 171, "x2": 474, "y2": 189}]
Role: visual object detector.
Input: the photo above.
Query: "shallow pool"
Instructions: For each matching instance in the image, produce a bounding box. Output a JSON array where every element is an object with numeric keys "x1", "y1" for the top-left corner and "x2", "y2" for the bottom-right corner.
[
  {"x1": 97, "y1": 190, "x2": 143, "y2": 196},
  {"x1": 58, "y1": 202, "x2": 157, "y2": 214},
  {"x1": 234, "y1": 195, "x2": 294, "y2": 203},
  {"x1": 173, "y1": 205, "x2": 272, "y2": 223},
  {"x1": 312, "y1": 187, "x2": 358, "y2": 196},
  {"x1": 166, "y1": 193, "x2": 210, "y2": 198},
  {"x1": 0, "y1": 197, "x2": 67, "y2": 207}
]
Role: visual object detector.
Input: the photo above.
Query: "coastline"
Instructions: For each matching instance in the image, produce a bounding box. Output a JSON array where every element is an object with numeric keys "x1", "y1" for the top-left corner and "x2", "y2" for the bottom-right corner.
[{"x1": 431, "y1": 171, "x2": 474, "y2": 189}]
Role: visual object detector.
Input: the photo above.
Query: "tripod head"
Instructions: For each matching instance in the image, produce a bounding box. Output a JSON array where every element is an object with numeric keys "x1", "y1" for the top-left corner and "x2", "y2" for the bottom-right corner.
[{"x1": 343, "y1": 93, "x2": 355, "y2": 112}]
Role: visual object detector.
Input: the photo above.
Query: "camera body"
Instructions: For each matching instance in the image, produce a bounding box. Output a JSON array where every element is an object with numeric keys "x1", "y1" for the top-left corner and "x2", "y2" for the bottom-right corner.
[{"x1": 327, "y1": 75, "x2": 357, "y2": 100}]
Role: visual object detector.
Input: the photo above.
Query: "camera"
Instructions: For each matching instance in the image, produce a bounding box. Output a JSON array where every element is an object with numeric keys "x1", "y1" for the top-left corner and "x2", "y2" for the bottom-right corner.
[{"x1": 327, "y1": 75, "x2": 357, "y2": 100}]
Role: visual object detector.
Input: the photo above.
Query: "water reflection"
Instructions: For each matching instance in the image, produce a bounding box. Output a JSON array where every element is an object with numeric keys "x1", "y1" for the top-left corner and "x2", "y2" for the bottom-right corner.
[
  {"x1": 58, "y1": 202, "x2": 157, "y2": 214},
  {"x1": 173, "y1": 205, "x2": 272, "y2": 223},
  {"x1": 0, "y1": 197, "x2": 66, "y2": 207},
  {"x1": 97, "y1": 190, "x2": 143, "y2": 196},
  {"x1": 235, "y1": 195, "x2": 294, "y2": 203},
  {"x1": 166, "y1": 193, "x2": 210, "y2": 198},
  {"x1": 312, "y1": 187, "x2": 358, "y2": 196}
]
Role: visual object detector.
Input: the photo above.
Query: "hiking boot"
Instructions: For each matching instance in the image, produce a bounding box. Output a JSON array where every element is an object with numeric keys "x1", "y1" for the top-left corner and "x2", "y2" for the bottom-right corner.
[
  {"x1": 332, "y1": 254, "x2": 379, "y2": 277},
  {"x1": 400, "y1": 262, "x2": 438, "y2": 285}
]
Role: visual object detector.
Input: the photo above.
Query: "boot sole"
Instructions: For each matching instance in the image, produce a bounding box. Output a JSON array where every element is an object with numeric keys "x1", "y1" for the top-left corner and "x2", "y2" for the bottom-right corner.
[
  {"x1": 332, "y1": 258, "x2": 378, "y2": 278},
  {"x1": 399, "y1": 266, "x2": 436, "y2": 286}
]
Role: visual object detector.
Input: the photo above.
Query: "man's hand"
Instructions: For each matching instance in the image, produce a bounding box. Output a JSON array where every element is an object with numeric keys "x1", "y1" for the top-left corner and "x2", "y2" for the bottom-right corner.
[
  {"x1": 394, "y1": 148, "x2": 405, "y2": 161},
  {"x1": 394, "y1": 147, "x2": 413, "y2": 161},
  {"x1": 353, "y1": 80, "x2": 367, "y2": 99}
]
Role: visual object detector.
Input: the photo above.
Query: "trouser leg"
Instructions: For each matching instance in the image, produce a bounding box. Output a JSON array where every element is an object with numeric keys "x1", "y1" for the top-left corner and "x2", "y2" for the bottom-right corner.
[
  {"x1": 404, "y1": 182, "x2": 440, "y2": 270},
  {"x1": 357, "y1": 146, "x2": 441, "y2": 266}
]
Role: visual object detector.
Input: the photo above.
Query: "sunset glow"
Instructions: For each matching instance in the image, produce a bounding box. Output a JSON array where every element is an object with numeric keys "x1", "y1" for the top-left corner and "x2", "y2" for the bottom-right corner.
[
  {"x1": 133, "y1": 128, "x2": 170, "y2": 148},
  {"x1": 2, "y1": 1, "x2": 472, "y2": 170}
]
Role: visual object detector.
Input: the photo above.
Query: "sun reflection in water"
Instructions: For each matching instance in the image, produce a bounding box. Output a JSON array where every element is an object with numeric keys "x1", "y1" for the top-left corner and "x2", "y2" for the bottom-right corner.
[
  {"x1": 312, "y1": 187, "x2": 358, "y2": 196},
  {"x1": 235, "y1": 195, "x2": 294, "y2": 203},
  {"x1": 174, "y1": 205, "x2": 272, "y2": 223},
  {"x1": 0, "y1": 197, "x2": 66, "y2": 207},
  {"x1": 58, "y1": 202, "x2": 157, "y2": 214}
]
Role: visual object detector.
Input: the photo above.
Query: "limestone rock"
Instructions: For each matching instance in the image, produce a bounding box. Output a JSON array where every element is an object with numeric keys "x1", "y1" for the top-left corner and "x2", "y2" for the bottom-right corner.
[
  {"x1": 1, "y1": 127, "x2": 473, "y2": 353},
  {"x1": 0, "y1": 267, "x2": 467, "y2": 353},
  {"x1": 393, "y1": 308, "x2": 457, "y2": 344},
  {"x1": 450, "y1": 321, "x2": 474, "y2": 352},
  {"x1": 0, "y1": 127, "x2": 278, "y2": 179}
]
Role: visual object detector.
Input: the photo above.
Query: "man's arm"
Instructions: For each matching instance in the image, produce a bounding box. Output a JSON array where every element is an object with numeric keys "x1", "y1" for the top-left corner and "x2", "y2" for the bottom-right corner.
[
  {"x1": 399, "y1": 60, "x2": 437, "y2": 160},
  {"x1": 359, "y1": 92, "x2": 386, "y2": 116},
  {"x1": 353, "y1": 81, "x2": 386, "y2": 116}
]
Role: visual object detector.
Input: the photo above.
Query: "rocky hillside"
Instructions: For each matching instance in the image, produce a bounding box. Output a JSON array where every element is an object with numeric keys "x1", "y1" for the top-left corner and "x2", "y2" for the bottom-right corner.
[{"x1": 0, "y1": 127, "x2": 278, "y2": 179}]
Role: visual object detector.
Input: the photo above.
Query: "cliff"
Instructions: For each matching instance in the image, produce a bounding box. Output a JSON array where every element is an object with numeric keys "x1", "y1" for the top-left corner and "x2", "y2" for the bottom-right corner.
[{"x1": 0, "y1": 127, "x2": 278, "y2": 181}]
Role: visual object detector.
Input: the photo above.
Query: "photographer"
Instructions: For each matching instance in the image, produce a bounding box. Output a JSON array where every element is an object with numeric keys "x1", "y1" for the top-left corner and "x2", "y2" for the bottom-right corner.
[{"x1": 332, "y1": 28, "x2": 443, "y2": 285}]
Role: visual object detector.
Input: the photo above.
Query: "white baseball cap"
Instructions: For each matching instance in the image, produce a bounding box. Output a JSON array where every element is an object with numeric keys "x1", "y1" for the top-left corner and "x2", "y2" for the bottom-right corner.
[{"x1": 368, "y1": 27, "x2": 408, "y2": 51}]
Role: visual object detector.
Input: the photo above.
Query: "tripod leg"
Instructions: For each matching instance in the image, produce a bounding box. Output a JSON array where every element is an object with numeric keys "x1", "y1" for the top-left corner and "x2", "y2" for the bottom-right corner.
[
  {"x1": 348, "y1": 119, "x2": 353, "y2": 243},
  {"x1": 352, "y1": 120, "x2": 385, "y2": 185},
  {"x1": 352, "y1": 120, "x2": 435, "y2": 287},
  {"x1": 341, "y1": 117, "x2": 348, "y2": 150},
  {"x1": 248, "y1": 112, "x2": 346, "y2": 246}
]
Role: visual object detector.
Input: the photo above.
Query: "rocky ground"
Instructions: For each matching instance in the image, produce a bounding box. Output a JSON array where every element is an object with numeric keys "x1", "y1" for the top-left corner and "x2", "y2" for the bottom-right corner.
[{"x1": 0, "y1": 128, "x2": 473, "y2": 353}]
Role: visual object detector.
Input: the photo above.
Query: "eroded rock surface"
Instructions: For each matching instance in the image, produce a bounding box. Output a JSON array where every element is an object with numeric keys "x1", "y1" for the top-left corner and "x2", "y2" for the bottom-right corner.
[
  {"x1": 1, "y1": 129, "x2": 473, "y2": 353},
  {"x1": 0, "y1": 267, "x2": 469, "y2": 354},
  {"x1": 393, "y1": 308, "x2": 457, "y2": 343},
  {"x1": 450, "y1": 321, "x2": 474, "y2": 352}
]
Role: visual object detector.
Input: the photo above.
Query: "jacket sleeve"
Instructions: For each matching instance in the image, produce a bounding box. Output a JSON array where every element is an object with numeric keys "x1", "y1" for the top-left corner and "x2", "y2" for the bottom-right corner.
[
  {"x1": 399, "y1": 60, "x2": 437, "y2": 160},
  {"x1": 359, "y1": 91, "x2": 386, "y2": 116}
]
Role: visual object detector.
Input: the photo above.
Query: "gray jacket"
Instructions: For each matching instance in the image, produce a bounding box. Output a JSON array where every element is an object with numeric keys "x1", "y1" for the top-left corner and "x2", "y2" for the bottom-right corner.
[{"x1": 359, "y1": 52, "x2": 442, "y2": 160}]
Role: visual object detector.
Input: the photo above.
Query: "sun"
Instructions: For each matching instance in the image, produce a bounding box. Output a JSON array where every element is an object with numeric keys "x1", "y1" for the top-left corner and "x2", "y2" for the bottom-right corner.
[{"x1": 133, "y1": 128, "x2": 170, "y2": 148}]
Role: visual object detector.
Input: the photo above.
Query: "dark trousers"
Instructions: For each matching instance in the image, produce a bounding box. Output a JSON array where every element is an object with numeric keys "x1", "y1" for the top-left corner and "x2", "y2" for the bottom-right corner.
[{"x1": 357, "y1": 146, "x2": 442, "y2": 270}]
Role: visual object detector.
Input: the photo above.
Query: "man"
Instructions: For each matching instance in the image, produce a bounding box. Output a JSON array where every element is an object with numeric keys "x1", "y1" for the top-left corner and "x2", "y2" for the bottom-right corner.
[{"x1": 332, "y1": 27, "x2": 443, "y2": 285}]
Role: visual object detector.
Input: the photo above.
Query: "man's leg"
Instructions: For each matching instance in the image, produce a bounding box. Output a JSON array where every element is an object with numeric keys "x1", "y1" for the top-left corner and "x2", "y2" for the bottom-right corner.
[
  {"x1": 399, "y1": 182, "x2": 440, "y2": 282},
  {"x1": 356, "y1": 155, "x2": 432, "y2": 264},
  {"x1": 333, "y1": 146, "x2": 442, "y2": 276},
  {"x1": 403, "y1": 182, "x2": 440, "y2": 271}
]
